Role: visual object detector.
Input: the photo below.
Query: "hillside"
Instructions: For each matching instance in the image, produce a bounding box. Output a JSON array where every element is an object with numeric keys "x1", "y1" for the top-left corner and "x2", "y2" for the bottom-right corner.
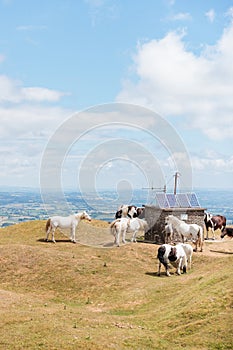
[{"x1": 0, "y1": 220, "x2": 232, "y2": 350}]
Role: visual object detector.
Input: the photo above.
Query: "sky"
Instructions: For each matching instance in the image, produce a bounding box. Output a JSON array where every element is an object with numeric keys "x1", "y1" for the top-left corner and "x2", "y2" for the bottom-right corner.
[{"x1": 0, "y1": 0, "x2": 233, "y2": 193}]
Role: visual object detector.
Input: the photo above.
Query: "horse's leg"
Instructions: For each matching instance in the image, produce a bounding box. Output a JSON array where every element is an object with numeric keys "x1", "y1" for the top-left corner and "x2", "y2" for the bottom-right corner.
[
  {"x1": 158, "y1": 261, "x2": 170, "y2": 276},
  {"x1": 45, "y1": 226, "x2": 50, "y2": 241},
  {"x1": 199, "y1": 228, "x2": 203, "y2": 251},
  {"x1": 157, "y1": 261, "x2": 162, "y2": 276},
  {"x1": 51, "y1": 228, "x2": 56, "y2": 243},
  {"x1": 115, "y1": 227, "x2": 120, "y2": 247},
  {"x1": 193, "y1": 239, "x2": 198, "y2": 252},
  {"x1": 212, "y1": 228, "x2": 215, "y2": 240},
  {"x1": 131, "y1": 229, "x2": 138, "y2": 242},
  {"x1": 71, "y1": 224, "x2": 76, "y2": 243},
  {"x1": 122, "y1": 228, "x2": 126, "y2": 244},
  {"x1": 176, "y1": 259, "x2": 181, "y2": 275},
  {"x1": 200, "y1": 237, "x2": 203, "y2": 252},
  {"x1": 189, "y1": 254, "x2": 192, "y2": 269},
  {"x1": 182, "y1": 256, "x2": 187, "y2": 274},
  {"x1": 165, "y1": 264, "x2": 171, "y2": 277}
]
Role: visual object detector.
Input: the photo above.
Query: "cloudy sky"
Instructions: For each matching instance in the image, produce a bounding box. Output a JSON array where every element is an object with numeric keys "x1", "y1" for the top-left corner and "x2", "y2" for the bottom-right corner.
[{"x1": 0, "y1": 0, "x2": 233, "y2": 191}]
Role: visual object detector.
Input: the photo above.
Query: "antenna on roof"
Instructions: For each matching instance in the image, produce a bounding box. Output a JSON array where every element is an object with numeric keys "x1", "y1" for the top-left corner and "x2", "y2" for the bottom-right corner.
[
  {"x1": 173, "y1": 172, "x2": 180, "y2": 195},
  {"x1": 142, "y1": 183, "x2": 166, "y2": 193}
]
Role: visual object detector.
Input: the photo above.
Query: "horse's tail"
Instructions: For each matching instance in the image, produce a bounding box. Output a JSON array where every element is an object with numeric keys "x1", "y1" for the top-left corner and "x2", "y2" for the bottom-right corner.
[
  {"x1": 197, "y1": 226, "x2": 203, "y2": 240},
  {"x1": 110, "y1": 219, "x2": 119, "y2": 235},
  {"x1": 197, "y1": 226, "x2": 204, "y2": 251},
  {"x1": 45, "y1": 218, "x2": 51, "y2": 233}
]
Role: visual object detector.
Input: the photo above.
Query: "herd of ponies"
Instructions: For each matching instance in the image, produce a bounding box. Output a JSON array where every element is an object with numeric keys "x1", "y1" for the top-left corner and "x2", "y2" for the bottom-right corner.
[{"x1": 44, "y1": 204, "x2": 231, "y2": 277}]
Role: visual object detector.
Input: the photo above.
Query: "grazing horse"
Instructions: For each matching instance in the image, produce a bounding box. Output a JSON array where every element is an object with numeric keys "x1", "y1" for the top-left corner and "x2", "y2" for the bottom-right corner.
[
  {"x1": 45, "y1": 211, "x2": 91, "y2": 243},
  {"x1": 127, "y1": 218, "x2": 148, "y2": 242},
  {"x1": 204, "y1": 213, "x2": 226, "y2": 239},
  {"x1": 110, "y1": 217, "x2": 148, "y2": 246},
  {"x1": 221, "y1": 227, "x2": 233, "y2": 239},
  {"x1": 115, "y1": 205, "x2": 137, "y2": 219},
  {"x1": 176, "y1": 243, "x2": 193, "y2": 269},
  {"x1": 165, "y1": 215, "x2": 204, "y2": 252},
  {"x1": 157, "y1": 244, "x2": 187, "y2": 277}
]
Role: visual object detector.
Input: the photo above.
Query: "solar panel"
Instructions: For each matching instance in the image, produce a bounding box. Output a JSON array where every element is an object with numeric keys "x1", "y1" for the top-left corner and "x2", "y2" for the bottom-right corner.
[
  {"x1": 154, "y1": 192, "x2": 200, "y2": 208},
  {"x1": 155, "y1": 193, "x2": 169, "y2": 208},
  {"x1": 176, "y1": 193, "x2": 191, "y2": 207},
  {"x1": 166, "y1": 194, "x2": 180, "y2": 207},
  {"x1": 187, "y1": 193, "x2": 200, "y2": 207}
]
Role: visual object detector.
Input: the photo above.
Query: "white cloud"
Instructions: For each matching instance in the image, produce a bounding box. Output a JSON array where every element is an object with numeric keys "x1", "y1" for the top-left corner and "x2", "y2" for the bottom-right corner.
[
  {"x1": 117, "y1": 22, "x2": 233, "y2": 140},
  {"x1": 191, "y1": 154, "x2": 233, "y2": 172},
  {"x1": 0, "y1": 75, "x2": 67, "y2": 103},
  {"x1": 0, "y1": 104, "x2": 70, "y2": 139},
  {"x1": 170, "y1": 12, "x2": 192, "y2": 21},
  {"x1": 22, "y1": 87, "x2": 67, "y2": 102},
  {"x1": 16, "y1": 25, "x2": 47, "y2": 31},
  {"x1": 225, "y1": 7, "x2": 233, "y2": 20},
  {"x1": 205, "y1": 9, "x2": 215, "y2": 23},
  {"x1": 0, "y1": 71, "x2": 72, "y2": 186}
]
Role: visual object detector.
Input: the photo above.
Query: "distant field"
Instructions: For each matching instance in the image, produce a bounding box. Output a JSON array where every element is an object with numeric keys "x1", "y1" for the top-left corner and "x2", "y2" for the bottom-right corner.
[{"x1": 0, "y1": 220, "x2": 232, "y2": 350}]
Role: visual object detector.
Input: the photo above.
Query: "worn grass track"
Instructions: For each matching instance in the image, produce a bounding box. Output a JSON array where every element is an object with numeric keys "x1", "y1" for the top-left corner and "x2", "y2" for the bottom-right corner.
[{"x1": 0, "y1": 220, "x2": 232, "y2": 349}]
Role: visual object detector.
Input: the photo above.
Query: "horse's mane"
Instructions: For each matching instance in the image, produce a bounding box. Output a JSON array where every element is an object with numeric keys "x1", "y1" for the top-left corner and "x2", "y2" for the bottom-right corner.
[{"x1": 168, "y1": 215, "x2": 181, "y2": 226}]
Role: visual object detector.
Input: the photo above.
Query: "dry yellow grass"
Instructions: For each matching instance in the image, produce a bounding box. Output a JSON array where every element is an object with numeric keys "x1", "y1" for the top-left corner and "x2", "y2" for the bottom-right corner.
[{"x1": 0, "y1": 220, "x2": 232, "y2": 349}]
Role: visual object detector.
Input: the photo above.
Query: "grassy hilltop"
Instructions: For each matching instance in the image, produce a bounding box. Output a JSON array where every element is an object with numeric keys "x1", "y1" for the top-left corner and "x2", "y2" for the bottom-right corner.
[{"x1": 0, "y1": 220, "x2": 232, "y2": 350}]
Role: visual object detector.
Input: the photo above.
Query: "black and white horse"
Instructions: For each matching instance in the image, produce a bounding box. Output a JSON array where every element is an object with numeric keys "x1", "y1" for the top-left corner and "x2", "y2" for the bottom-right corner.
[
  {"x1": 115, "y1": 205, "x2": 145, "y2": 219},
  {"x1": 115, "y1": 205, "x2": 137, "y2": 219},
  {"x1": 204, "y1": 213, "x2": 226, "y2": 240},
  {"x1": 157, "y1": 243, "x2": 187, "y2": 277}
]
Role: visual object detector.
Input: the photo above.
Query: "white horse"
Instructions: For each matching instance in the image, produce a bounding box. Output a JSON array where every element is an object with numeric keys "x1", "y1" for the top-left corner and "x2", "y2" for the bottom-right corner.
[
  {"x1": 165, "y1": 215, "x2": 204, "y2": 252},
  {"x1": 110, "y1": 217, "x2": 148, "y2": 246},
  {"x1": 176, "y1": 243, "x2": 193, "y2": 270},
  {"x1": 165, "y1": 223, "x2": 174, "y2": 243},
  {"x1": 127, "y1": 218, "x2": 148, "y2": 243},
  {"x1": 110, "y1": 218, "x2": 128, "y2": 246},
  {"x1": 45, "y1": 211, "x2": 91, "y2": 243},
  {"x1": 157, "y1": 243, "x2": 187, "y2": 277}
]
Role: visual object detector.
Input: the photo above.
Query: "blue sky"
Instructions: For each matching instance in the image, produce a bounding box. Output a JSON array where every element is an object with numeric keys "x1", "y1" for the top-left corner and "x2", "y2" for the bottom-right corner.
[{"x1": 0, "y1": 0, "x2": 233, "y2": 191}]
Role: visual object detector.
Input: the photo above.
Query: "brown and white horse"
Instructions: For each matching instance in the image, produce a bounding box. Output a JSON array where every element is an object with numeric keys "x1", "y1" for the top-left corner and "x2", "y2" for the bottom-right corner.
[{"x1": 204, "y1": 213, "x2": 226, "y2": 240}]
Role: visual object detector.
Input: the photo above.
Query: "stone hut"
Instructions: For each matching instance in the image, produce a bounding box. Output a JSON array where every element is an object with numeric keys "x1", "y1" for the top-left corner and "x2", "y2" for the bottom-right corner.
[{"x1": 144, "y1": 193, "x2": 205, "y2": 244}]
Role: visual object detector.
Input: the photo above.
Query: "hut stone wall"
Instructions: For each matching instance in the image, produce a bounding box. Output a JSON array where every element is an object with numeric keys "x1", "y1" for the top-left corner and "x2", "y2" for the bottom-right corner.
[{"x1": 144, "y1": 205, "x2": 205, "y2": 244}]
